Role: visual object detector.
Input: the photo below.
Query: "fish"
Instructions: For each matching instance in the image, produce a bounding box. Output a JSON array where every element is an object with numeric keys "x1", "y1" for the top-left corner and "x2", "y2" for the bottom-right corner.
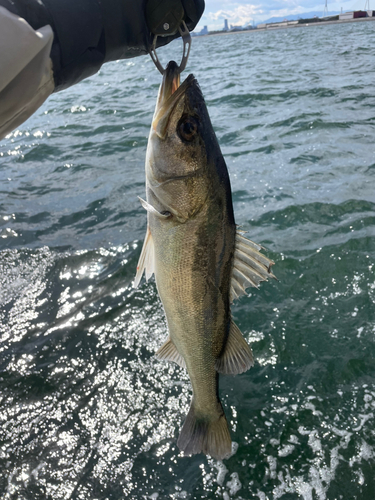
[{"x1": 134, "y1": 61, "x2": 275, "y2": 460}]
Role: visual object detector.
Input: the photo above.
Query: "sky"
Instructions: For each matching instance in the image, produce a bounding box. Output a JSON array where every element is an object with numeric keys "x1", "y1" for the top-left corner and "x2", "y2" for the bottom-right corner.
[{"x1": 195, "y1": 0, "x2": 369, "y2": 30}]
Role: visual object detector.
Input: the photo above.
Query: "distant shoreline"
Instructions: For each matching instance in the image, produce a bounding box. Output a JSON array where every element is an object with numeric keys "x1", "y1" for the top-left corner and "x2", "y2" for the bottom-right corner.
[{"x1": 197, "y1": 15, "x2": 375, "y2": 37}]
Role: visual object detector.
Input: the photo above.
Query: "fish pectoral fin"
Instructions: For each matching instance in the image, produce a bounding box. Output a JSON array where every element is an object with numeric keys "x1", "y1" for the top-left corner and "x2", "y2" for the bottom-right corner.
[
  {"x1": 138, "y1": 197, "x2": 171, "y2": 219},
  {"x1": 230, "y1": 230, "x2": 277, "y2": 303},
  {"x1": 133, "y1": 226, "x2": 155, "y2": 288},
  {"x1": 215, "y1": 320, "x2": 254, "y2": 375},
  {"x1": 155, "y1": 337, "x2": 186, "y2": 369}
]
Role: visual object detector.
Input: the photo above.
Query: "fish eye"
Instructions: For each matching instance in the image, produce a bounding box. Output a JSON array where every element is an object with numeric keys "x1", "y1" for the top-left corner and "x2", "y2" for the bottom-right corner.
[{"x1": 178, "y1": 115, "x2": 198, "y2": 142}]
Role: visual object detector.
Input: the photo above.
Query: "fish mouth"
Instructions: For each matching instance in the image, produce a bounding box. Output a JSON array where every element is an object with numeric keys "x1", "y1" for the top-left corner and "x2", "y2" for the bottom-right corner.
[
  {"x1": 152, "y1": 61, "x2": 197, "y2": 138},
  {"x1": 157, "y1": 61, "x2": 181, "y2": 105}
]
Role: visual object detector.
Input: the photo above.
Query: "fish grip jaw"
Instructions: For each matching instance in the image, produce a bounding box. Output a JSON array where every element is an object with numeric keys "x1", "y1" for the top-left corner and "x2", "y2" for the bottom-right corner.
[{"x1": 149, "y1": 21, "x2": 191, "y2": 75}]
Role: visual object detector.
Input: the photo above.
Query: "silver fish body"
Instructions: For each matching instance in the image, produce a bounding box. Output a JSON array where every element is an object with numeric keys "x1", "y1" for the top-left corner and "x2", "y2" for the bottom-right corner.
[{"x1": 135, "y1": 62, "x2": 275, "y2": 460}]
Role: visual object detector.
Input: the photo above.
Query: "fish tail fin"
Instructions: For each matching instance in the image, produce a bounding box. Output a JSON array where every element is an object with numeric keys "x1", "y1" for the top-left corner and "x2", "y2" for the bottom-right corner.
[{"x1": 177, "y1": 400, "x2": 232, "y2": 460}]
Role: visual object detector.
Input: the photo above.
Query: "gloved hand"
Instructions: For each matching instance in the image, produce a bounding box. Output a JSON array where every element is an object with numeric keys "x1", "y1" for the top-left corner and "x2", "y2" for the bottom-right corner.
[
  {"x1": 102, "y1": 0, "x2": 206, "y2": 62},
  {"x1": 146, "y1": 0, "x2": 205, "y2": 43},
  {"x1": 0, "y1": 0, "x2": 205, "y2": 91}
]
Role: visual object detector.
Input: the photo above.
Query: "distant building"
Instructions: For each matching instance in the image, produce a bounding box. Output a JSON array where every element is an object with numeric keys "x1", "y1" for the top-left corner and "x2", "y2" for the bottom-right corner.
[
  {"x1": 229, "y1": 24, "x2": 243, "y2": 31},
  {"x1": 200, "y1": 25, "x2": 208, "y2": 35},
  {"x1": 339, "y1": 10, "x2": 367, "y2": 20},
  {"x1": 224, "y1": 19, "x2": 229, "y2": 31}
]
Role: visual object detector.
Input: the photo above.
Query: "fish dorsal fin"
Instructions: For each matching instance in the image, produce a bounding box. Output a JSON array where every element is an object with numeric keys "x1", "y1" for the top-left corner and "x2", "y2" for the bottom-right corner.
[
  {"x1": 215, "y1": 320, "x2": 254, "y2": 375},
  {"x1": 156, "y1": 337, "x2": 186, "y2": 369},
  {"x1": 134, "y1": 227, "x2": 155, "y2": 288},
  {"x1": 230, "y1": 231, "x2": 276, "y2": 302}
]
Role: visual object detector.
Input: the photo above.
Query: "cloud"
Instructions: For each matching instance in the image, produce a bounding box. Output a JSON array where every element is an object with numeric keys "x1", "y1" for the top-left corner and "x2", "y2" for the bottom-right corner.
[
  {"x1": 197, "y1": 0, "x2": 355, "y2": 29},
  {"x1": 208, "y1": 4, "x2": 261, "y2": 26},
  {"x1": 201, "y1": 1, "x2": 306, "y2": 28}
]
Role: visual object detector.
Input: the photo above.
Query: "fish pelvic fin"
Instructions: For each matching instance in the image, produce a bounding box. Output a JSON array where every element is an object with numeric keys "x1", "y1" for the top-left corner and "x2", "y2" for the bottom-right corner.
[
  {"x1": 177, "y1": 400, "x2": 232, "y2": 461},
  {"x1": 134, "y1": 226, "x2": 155, "y2": 288},
  {"x1": 230, "y1": 230, "x2": 277, "y2": 302},
  {"x1": 215, "y1": 320, "x2": 254, "y2": 375},
  {"x1": 156, "y1": 337, "x2": 186, "y2": 369}
]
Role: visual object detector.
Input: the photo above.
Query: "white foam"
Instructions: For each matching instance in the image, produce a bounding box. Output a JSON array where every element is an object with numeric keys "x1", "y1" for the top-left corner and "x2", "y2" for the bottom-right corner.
[{"x1": 226, "y1": 472, "x2": 242, "y2": 496}]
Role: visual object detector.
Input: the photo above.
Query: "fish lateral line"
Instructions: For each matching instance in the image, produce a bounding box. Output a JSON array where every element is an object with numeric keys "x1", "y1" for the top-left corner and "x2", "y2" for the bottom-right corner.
[{"x1": 134, "y1": 66, "x2": 277, "y2": 460}]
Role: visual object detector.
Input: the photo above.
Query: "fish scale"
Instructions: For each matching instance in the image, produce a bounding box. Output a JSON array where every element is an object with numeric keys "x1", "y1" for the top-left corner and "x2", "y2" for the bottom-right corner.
[{"x1": 134, "y1": 61, "x2": 275, "y2": 460}]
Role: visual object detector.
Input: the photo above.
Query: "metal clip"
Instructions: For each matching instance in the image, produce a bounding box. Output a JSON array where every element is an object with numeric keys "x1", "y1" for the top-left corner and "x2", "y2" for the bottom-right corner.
[{"x1": 149, "y1": 21, "x2": 191, "y2": 75}]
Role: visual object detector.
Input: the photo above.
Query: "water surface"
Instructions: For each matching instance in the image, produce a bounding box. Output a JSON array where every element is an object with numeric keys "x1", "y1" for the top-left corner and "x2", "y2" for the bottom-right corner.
[{"x1": 1, "y1": 21, "x2": 375, "y2": 500}]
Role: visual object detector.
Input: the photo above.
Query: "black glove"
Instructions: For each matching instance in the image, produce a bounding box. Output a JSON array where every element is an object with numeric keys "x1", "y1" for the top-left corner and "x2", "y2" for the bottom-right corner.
[
  {"x1": 0, "y1": 0, "x2": 205, "y2": 91},
  {"x1": 146, "y1": 0, "x2": 205, "y2": 41}
]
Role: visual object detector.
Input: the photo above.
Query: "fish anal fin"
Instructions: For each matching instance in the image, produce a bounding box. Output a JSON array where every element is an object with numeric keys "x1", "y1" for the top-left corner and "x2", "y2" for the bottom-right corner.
[
  {"x1": 133, "y1": 227, "x2": 155, "y2": 288},
  {"x1": 156, "y1": 337, "x2": 186, "y2": 369},
  {"x1": 177, "y1": 399, "x2": 232, "y2": 461},
  {"x1": 215, "y1": 320, "x2": 254, "y2": 375}
]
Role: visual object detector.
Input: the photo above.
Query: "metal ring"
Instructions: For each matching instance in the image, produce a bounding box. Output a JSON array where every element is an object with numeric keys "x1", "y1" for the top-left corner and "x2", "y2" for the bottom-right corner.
[{"x1": 149, "y1": 21, "x2": 192, "y2": 75}]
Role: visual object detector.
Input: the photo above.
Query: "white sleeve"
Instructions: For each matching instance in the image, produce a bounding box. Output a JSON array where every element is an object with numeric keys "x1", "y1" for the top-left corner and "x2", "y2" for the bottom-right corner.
[{"x1": 0, "y1": 6, "x2": 55, "y2": 140}]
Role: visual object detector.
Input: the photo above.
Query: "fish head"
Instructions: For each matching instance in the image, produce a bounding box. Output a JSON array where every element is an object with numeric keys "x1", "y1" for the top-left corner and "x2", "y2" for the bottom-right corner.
[
  {"x1": 147, "y1": 61, "x2": 224, "y2": 220},
  {"x1": 149, "y1": 61, "x2": 210, "y2": 180}
]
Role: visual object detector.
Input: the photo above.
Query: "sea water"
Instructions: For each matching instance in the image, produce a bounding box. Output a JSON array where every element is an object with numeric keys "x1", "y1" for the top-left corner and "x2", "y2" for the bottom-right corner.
[{"x1": 1, "y1": 21, "x2": 375, "y2": 499}]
